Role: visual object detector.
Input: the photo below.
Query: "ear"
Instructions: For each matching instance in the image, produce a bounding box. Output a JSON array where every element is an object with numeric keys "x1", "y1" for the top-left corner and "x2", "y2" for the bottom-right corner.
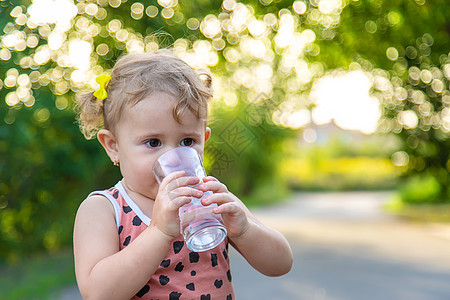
[
  {"x1": 205, "y1": 127, "x2": 211, "y2": 142},
  {"x1": 97, "y1": 129, "x2": 119, "y2": 163}
]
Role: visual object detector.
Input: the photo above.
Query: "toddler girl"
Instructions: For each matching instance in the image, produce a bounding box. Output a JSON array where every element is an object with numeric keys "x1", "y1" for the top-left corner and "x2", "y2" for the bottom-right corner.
[{"x1": 73, "y1": 50, "x2": 293, "y2": 300}]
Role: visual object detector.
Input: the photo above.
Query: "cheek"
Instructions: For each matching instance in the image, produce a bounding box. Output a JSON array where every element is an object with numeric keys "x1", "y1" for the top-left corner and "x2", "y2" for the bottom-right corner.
[
  {"x1": 194, "y1": 143, "x2": 205, "y2": 154},
  {"x1": 195, "y1": 148, "x2": 205, "y2": 161},
  {"x1": 122, "y1": 151, "x2": 158, "y2": 175}
]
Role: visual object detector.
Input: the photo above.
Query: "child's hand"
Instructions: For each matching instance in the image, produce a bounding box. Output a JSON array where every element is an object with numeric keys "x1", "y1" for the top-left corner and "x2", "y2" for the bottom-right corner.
[
  {"x1": 151, "y1": 171, "x2": 203, "y2": 240},
  {"x1": 199, "y1": 176, "x2": 250, "y2": 238}
]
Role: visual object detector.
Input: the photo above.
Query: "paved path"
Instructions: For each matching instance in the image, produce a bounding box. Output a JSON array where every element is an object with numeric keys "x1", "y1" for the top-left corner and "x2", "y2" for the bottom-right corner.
[
  {"x1": 231, "y1": 191, "x2": 450, "y2": 300},
  {"x1": 58, "y1": 191, "x2": 450, "y2": 299}
]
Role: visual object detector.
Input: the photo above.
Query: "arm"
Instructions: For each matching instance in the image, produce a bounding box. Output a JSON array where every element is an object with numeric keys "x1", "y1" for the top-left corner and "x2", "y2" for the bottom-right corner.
[
  {"x1": 74, "y1": 172, "x2": 201, "y2": 299},
  {"x1": 74, "y1": 195, "x2": 173, "y2": 300},
  {"x1": 200, "y1": 177, "x2": 293, "y2": 277}
]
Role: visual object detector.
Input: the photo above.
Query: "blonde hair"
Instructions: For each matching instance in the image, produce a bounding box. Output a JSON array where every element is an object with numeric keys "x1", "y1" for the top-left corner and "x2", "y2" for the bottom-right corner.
[{"x1": 75, "y1": 50, "x2": 213, "y2": 139}]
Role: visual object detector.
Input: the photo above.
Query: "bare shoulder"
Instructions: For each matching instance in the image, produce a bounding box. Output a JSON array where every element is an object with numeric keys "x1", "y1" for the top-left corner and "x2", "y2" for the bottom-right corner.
[
  {"x1": 74, "y1": 194, "x2": 117, "y2": 237},
  {"x1": 74, "y1": 194, "x2": 119, "y2": 252},
  {"x1": 76, "y1": 193, "x2": 115, "y2": 216}
]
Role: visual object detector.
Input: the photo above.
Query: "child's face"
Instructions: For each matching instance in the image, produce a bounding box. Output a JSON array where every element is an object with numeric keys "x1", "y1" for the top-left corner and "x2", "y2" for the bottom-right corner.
[{"x1": 114, "y1": 92, "x2": 210, "y2": 200}]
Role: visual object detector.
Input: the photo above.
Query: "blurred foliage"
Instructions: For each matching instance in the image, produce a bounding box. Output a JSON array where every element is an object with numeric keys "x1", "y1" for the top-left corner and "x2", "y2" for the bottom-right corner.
[
  {"x1": 205, "y1": 99, "x2": 294, "y2": 205},
  {"x1": 0, "y1": 0, "x2": 448, "y2": 261},
  {"x1": 385, "y1": 197, "x2": 450, "y2": 223},
  {"x1": 0, "y1": 88, "x2": 120, "y2": 261},
  {"x1": 316, "y1": 0, "x2": 450, "y2": 202},
  {"x1": 398, "y1": 173, "x2": 442, "y2": 204},
  {"x1": 281, "y1": 156, "x2": 399, "y2": 191},
  {"x1": 279, "y1": 132, "x2": 403, "y2": 190},
  {"x1": 0, "y1": 250, "x2": 75, "y2": 299}
]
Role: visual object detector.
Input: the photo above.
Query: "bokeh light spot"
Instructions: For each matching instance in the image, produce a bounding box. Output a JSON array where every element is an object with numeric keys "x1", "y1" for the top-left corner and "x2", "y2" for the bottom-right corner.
[
  {"x1": 109, "y1": 0, "x2": 121, "y2": 8},
  {"x1": 293, "y1": 1, "x2": 307, "y2": 15},
  {"x1": 146, "y1": 5, "x2": 159, "y2": 17},
  {"x1": 419, "y1": 69, "x2": 432, "y2": 84},
  {"x1": 5, "y1": 92, "x2": 20, "y2": 106},
  {"x1": 161, "y1": 7, "x2": 174, "y2": 19},
  {"x1": 398, "y1": 110, "x2": 418, "y2": 129},
  {"x1": 85, "y1": 3, "x2": 98, "y2": 16},
  {"x1": 55, "y1": 96, "x2": 69, "y2": 110},
  {"x1": 108, "y1": 19, "x2": 122, "y2": 33},
  {"x1": 387, "y1": 11, "x2": 401, "y2": 26},
  {"x1": 365, "y1": 20, "x2": 377, "y2": 33},
  {"x1": 158, "y1": 0, "x2": 178, "y2": 8},
  {"x1": 0, "y1": 48, "x2": 12, "y2": 60},
  {"x1": 391, "y1": 151, "x2": 409, "y2": 167},
  {"x1": 222, "y1": 0, "x2": 236, "y2": 11},
  {"x1": 386, "y1": 47, "x2": 398, "y2": 61},
  {"x1": 131, "y1": 3, "x2": 144, "y2": 19},
  {"x1": 96, "y1": 43, "x2": 110, "y2": 56},
  {"x1": 10, "y1": 6, "x2": 23, "y2": 18},
  {"x1": 187, "y1": 18, "x2": 200, "y2": 30}
]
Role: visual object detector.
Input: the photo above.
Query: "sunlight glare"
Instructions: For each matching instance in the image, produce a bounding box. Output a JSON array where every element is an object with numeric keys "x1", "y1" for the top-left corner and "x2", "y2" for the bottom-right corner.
[
  {"x1": 69, "y1": 39, "x2": 92, "y2": 70},
  {"x1": 28, "y1": 0, "x2": 77, "y2": 31},
  {"x1": 310, "y1": 71, "x2": 381, "y2": 134}
]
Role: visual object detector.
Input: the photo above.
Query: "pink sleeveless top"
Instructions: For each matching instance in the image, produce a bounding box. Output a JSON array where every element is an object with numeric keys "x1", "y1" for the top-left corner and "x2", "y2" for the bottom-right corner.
[{"x1": 90, "y1": 181, "x2": 235, "y2": 300}]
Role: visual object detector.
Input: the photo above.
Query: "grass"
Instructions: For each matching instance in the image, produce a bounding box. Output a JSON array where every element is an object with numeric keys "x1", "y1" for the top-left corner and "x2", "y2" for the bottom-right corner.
[
  {"x1": 279, "y1": 156, "x2": 402, "y2": 191},
  {"x1": 0, "y1": 249, "x2": 76, "y2": 300},
  {"x1": 384, "y1": 196, "x2": 450, "y2": 223}
]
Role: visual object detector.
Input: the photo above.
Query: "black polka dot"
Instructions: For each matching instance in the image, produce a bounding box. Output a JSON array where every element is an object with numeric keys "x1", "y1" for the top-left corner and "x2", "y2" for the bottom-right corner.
[
  {"x1": 113, "y1": 190, "x2": 119, "y2": 199},
  {"x1": 227, "y1": 269, "x2": 232, "y2": 282},
  {"x1": 175, "y1": 262, "x2": 184, "y2": 272},
  {"x1": 214, "y1": 279, "x2": 223, "y2": 289},
  {"x1": 160, "y1": 259, "x2": 170, "y2": 268},
  {"x1": 169, "y1": 291, "x2": 182, "y2": 300},
  {"x1": 123, "y1": 206, "x2": 132, "y2": 213},
  {"x1": 123, "y1": 235, "x2": 131, "y2": 246},
  {"x1": 118, "y1": 225, "x2": 123, "y2": 235},
  {"x1": 159, "y1": 275, "x2": 170, "y2": 286},
  {"x1": 211, "y1": 253, "x2": 218, "y2": 267},
  {"x1": 191, "y1": 270, "x2": 196, "y2": 276},
  {"x1": 226, "y1": 294, "x2": 232, "y2": 300},
  {"x1": 189, "y1": 252, "x2": 199, "y2": 263},
  {"x1": 223, "y1": 249, "x2": 228, "y2": 260},
  {"x1": 135, "y1": 285, "x2": 150, "y2": 297},
  {"x1": 173, "y1": 241, "x2": 184, "y2": 254},
  {"x1": 186, "y1": 283, "x2": 195, "y2": 291},
  {"x1": 200, "y1": 295, "x2": 211, "y2": 300},
  {"x1": 132, "y1": 215, "x2": 142, "y2": 226}
]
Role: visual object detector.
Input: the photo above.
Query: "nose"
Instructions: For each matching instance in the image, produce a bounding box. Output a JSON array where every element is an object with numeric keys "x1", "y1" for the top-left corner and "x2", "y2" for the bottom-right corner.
[{"x1": 161, "y1": 149, "x2": 183, "y2": 168}]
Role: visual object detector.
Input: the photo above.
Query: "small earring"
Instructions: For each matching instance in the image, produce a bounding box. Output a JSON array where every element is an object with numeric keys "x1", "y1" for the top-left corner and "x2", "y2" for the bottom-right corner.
[{"x1": 113, "y1": 160, "x2": 119, "y2": 166}]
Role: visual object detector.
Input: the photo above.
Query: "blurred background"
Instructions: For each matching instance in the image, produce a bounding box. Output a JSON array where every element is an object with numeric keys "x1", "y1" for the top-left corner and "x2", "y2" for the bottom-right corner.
[{"x1": 0, "y1": 0, "x2": 449, "y2": 299}]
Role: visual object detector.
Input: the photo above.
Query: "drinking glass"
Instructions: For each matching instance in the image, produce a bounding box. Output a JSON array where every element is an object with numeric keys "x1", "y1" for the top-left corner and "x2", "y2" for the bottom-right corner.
[{"x1": 153, "y1": 147, "x2": 227, "y2": 252}]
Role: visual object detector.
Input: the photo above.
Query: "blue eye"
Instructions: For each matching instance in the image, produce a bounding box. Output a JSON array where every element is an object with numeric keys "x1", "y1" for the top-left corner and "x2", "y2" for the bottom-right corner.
[
  {"x1": 180, "y1": 138, "x2": 195, "y2": 147},
  {"x1": 146, "y1": 139, "x2": 161, "y2": 148}
]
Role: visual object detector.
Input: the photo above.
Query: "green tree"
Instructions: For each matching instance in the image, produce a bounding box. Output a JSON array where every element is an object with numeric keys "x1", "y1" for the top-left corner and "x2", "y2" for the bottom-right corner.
[{"x1": 316, "y1": 0, "x2": 449, "y2": 202}]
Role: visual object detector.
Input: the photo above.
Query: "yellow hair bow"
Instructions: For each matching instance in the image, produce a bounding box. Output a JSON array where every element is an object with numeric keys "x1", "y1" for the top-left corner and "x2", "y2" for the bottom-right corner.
[{"x1": 93, "y1": 74, "x2": 111, "y2": 100}]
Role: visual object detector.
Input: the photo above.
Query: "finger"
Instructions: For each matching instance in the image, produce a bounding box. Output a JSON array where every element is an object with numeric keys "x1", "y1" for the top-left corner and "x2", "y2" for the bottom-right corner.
[
  {"x1": 160, "y1": 171, "x2": 186, "y2": 189},
  {"x1": 167, "y1": 176, "x2": 200, "y2": 191},
  {"x1": 171, "y1": 195, "x2": 192, "y2": 208},
  {"x1": 201, "y1": 176, "x2": 219, "y2": 183},
  {"x1": 169, "y1": 187, "x2": 203, "y2": 200},
  {"x1": 198, "y1": 180, "x2": 228, "y2": 194},
  {"x1": 212, "y1": 202, "x2": 240, "y2": 215},
  {"x1": 201, "y1": 192, "x2": 231, "y2": 206}
]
